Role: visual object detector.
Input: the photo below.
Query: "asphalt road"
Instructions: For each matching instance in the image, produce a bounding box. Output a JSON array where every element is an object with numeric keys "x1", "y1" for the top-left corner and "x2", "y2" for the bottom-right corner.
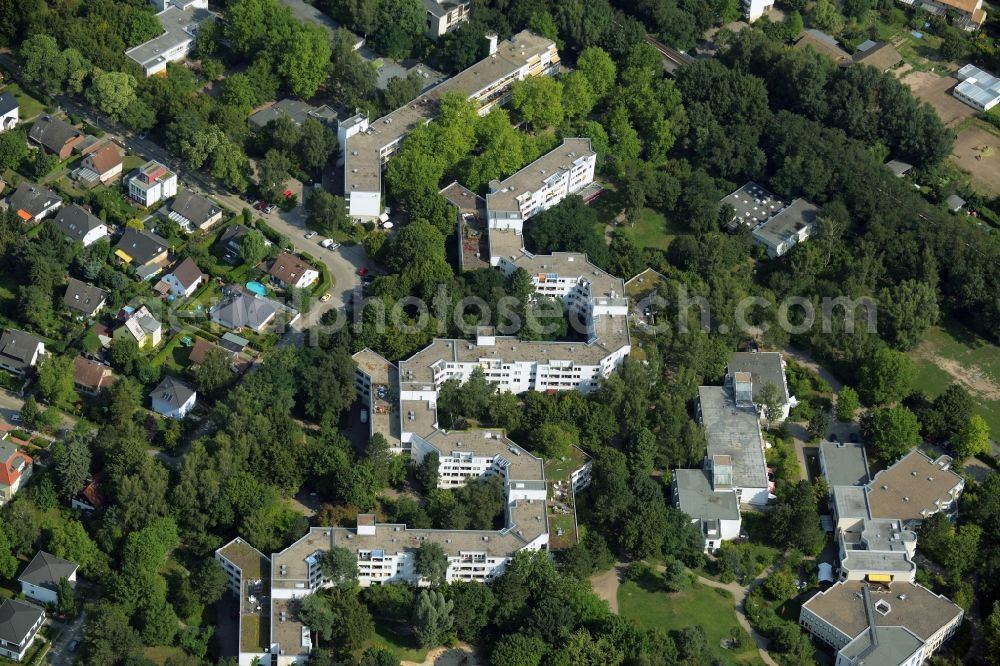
[{"x1": 46, "y1": 610, "x2": 87, "y2": 666}]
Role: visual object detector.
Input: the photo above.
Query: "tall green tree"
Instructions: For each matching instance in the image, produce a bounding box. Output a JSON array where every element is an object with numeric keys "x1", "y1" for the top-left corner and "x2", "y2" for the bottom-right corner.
[
  {"x1": 412, "y1": 589, "x2": 454, "y2": 648},
  {"x1": 319, "y1": 547, "x2": 359, "y2": 589},
  {"x1": 414, "y1": 541, "x2": 449, "y2": 587},
  {"x1": 864, "y1": 406, "x2": 922, "y2": 463}
]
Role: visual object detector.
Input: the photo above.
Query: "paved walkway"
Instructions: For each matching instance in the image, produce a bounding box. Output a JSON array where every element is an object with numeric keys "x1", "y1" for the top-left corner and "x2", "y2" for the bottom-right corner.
[
  {"x1": 589, "y1": 563, "x2": 627, "y2": 614},
  {"x1": 696, "y1": 574, "x2": 779, "y2": 666}
]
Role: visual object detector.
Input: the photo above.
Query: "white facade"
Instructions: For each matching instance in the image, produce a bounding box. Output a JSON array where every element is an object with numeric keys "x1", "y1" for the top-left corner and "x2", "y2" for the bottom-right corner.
[
  {"x1": 743, "y1": 0, "x2": 774, "y2": 21},
  {"x1": 128, "y1": 162, "x2": 177, "y2": 206},
  {"x1": 161, "y1": 271, "x2": 203, "y2": 298},
  {"x1": 424, "y1": 0, "x2": 471, "y2": 39},
  {"x1": 0, "y1": 103, "x2": 17, "y2": 132},
  {"x1": 79, "y1": 224, "x2": 108, "y2": 248},
  {"x1": 0, "y1": 602, "x2": 44, "y2": 663},
  {"x1": 20, "y1": 572, "x2": 76, "y2": 606},
  {"x1": 126, "y1": 0, "x2": 211, "y2": 77}
]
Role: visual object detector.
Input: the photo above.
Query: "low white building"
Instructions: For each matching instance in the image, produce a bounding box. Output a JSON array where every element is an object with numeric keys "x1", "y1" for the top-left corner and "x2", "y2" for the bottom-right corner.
[
  {"x1": 149, "y1": 376, "x2": 197, "y2": 419},
  {"x1": 953, "y1": 63, "x2": 1000, "y2": 111},
  {"x1": 673, "y1": 460, "x2": 742, "y2": 552},
  {"x1": 128, "y1": 161, "x2": 178, "y2": 206},
  {"x1": 743, "y1": 0, "x2": 775, "y2": 21},
  {"x1": 125, "y1": 0, "x2": 212, "y2": 77},
  {"x1": 17, "y1": 552, "x2": 78, "y2": 606},
  {"x1": 751, "y1": 199, "x2": 820, "y2": 258}
]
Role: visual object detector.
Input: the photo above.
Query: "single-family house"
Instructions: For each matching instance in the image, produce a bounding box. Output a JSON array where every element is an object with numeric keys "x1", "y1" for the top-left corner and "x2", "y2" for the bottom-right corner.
[
  {"x1": 150, "y1": 376, "x2": 197, "y2": 419},
  {"x1": 28, "y1": 115, "x2": 82, "y2": 159},
  {"x1": 113, "y1": 306, "x2": 162, "y2": 349},
  {"x1": 72, "y1": 356, "x2": 116, "y2": 396},
  {"x1": 166, "y1": 191, "x2": 223, "y2": 232},
  {"x1": 0, "y1": 330, "x2": 44, "y2": 376},
  {"x1": 0, "y1": 599, "x2": 45, "y2": 662},
  {"x1": 156, "y1": 257, "x2": 205, "y2": 299},
  {"x1": 18, "y1": 552, "x2": 78, "y2": 606},
  {"x1": 211, "y1": 293, "x2": 278, "y2": 332},
  {"x1": 8, "y1": 183, "x2": 62, "y2": 223},
  {"x1": 217, "y1": 223, "x2": 253, "y2": 257},
  {"x1": 0, "y1": 93, "x2": 18, "y2": 132},
  {"x1": 268, "y1": 252, "x2": 319, "y2": 289},
  {"x1": 77, "y1": 143, "x2": 123, "y2": 185},
  {"x1": 70, "y1": 474, "x2": 105, "y2": 513},
  {"x1": 0, "y1": 442, "x2": 32, "y2": 506},
  {"x1": 62, "y1": 278, "x2": 108, "y2": 319},
  {"x1": 53, "y1": 205, "x2": 108, "y2": 247},
  {"x1": 128, "y1": 160, "x2": 177, "y2": 206},
  {"x1": 114, "y1": 228, "x2": 169, "y2": 275}
]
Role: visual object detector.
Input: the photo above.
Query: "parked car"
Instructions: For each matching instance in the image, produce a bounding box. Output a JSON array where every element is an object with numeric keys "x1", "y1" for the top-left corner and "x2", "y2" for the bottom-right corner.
[
  {"x1": 357, "y1": 267, "x2": 369, "y2": 276},
  {"x1": 329, "y1": 242, "x2": 341, "y2": 250},
  {"x1": 265, "y1": 204, "x2": 276, "y2": 214},
  {"x1": 361, "y1": 275, "x2": 375, "y2": 285},
  {"x1": 320, "y1": 292, "x2": 332, "y2": 303},
  {"x1": 320, "y1": 238, "x2": 335, "y2": 248},
  {"x1": 304, "y1": 231, "x2": 317, "y2": 239},
  {"x1": 68, "y1": 640, "x2": 80, "y2": 653}
]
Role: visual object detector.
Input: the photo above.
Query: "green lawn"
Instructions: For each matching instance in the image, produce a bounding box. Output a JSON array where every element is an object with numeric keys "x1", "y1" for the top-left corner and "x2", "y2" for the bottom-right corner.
[
  {"x1": 548, "y1": 513, "x2": 576, "y2": 549},
  {"x1": 616, "y1": 208, "x2": 684, "y2": 251},
  {"x1": 544, "y1": 446, "x2": 588, "y2": 483},
  {"x1": 618, "y1": 578, "x2": 763, "y2": 666},
  {"x1": 909, "y1": 318, "x2": 1000, "y2": 436},
  {"x1": 123, "y1": 155, "x2": 146, "y2": 172},
  {"x1": 2, "y1": 82, "x2": 45, "y2": 120},
  {"x1": 368, "y1": 623, "x2": 428, "y2": 663}
]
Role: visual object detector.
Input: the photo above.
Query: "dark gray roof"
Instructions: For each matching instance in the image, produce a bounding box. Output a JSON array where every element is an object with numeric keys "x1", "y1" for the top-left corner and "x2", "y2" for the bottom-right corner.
[
  {"x1": 211, "y1": 294, "x2": 277, "y2": 331},
  {"x1": 9, "y1": 183, "x2": 61, "y2": 218},
  {"x1": 218, "y1": 223, "x2": 252, "y2": 251},
  {"x1": 884, "y1": 160, "x2": 913, "y2": 177},
  {"x1": 150, "y1": 376, "x2": 196, "y2": 410},
  {"x1": 727, "y1": 351, "x2": 789, "y2": 404},
  {"x1": 168, "y1": 191, "x2": 221, "y2": 227},
  {"x1": 18, "y1": 551, "x2": 78, "y2": 591},
  {"x1": 820, "y1": 441, "x2": 870, "y2": 487},
  {"x1": 115, "y1": 228, "x2": 168, "y2": 266},
  {"x1": 248, "y1": 99, "x2": 338, "y2": 129},
  {"x1": 0, "y1": 92, "x2": 17, "y2": 116},
  {"x1": 218, "y1": 332, "x2": 250, "y2": 353},
  {"x1": 839, "y1": 626, "x2": 923, "y2": 666},
  {"x1": 53, "y1": 204, "x2": 104, "y2": 241},
  {"x1": 63, "y1": 278, "x2": 108, "y2": 317},
  {"x1": 28, "y1": 115, "x2": 80, "y2": 152},
  {"x1": 674, "y1": 468, "x2": 740, "y2": 521},
  {"x1": 0, "y1": 599, "x2": 43, "y2": 645},
  {"x1": 0, "y1": 330, "x2": 43, "y2": 370}
]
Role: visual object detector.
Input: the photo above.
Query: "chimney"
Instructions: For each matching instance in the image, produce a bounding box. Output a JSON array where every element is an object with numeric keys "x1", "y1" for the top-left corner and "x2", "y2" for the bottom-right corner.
[{"x1": 486, "y1": 33, "x2": 498, "y2": 56}]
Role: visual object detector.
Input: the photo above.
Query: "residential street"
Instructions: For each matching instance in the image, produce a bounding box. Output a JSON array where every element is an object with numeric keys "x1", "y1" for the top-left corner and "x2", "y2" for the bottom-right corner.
[{"x1": 46, "y1": 610, "x2": 87, "y2": 666}]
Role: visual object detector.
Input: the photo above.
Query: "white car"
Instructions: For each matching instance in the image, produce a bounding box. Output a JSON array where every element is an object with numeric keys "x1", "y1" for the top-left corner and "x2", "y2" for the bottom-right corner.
[
  {"x1": 304, "y1": 231, "x2": 317, "y2": 239},
  {"x1": 319, "y1": 238, "x2": 334, "y2": 248}
]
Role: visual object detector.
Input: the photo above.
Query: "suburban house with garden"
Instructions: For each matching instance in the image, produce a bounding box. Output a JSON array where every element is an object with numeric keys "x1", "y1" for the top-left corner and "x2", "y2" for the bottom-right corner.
[
  {"x1": 63, "y1": 277, "x2": 108, "y2": 319},
  {"x1": 72, "y1": 356, "x2": 116, "y2": 396},
  {"x1": 268, "y1": 252, "x2": 319, "y2": 290},
  {"x1": 114, "y1": 228, "x2": 170, "y2": 278},
  {"x1": 0, "y1": 92, "x2": 18, "y2": 131},
  {"x1": 17, "y1": 551, "x2": 77, "y2": 606},
  {"x1": 898, "y1": 0, "x2": 986, "y2": 31},
  {"x1": 8, "y1": 182, "x2": 62, "y2": 223},
  {"x1": 128, "y1": 160, "x2": 178, "y2": 206},
  {"x1": 0, "y1": 599, "x2": 45, "y2": 662},
  {"x1": 155, "y1": 256, "x2": 205, "y2": 299},
  {"x1": 0, "y1": 441, "x2": 32, "y2": 505},
  {"x1": 113, "y1": 305, "x2": 163, "y2": 349},
  {"x1": 166, "y1": 191, "x2": 223, "y2": 232},
  {"x1": 0, "y1": 329, "x2": 45, "y2": 376},
  {"x1": 149, "y1": 376, "x2": 197, "y2": 419},
  {"x1": 76, "y1": 142, "x2": 123, "y2": 186},
  {"x1": 28, "y1": 115, "x2": 82, "y2": 159},
  {"x1": 53, "y1": 204, "x2": 109, "y2": 247},
  {"x1": 210, "y1": 292, "x2": 278, "y2": 332}
]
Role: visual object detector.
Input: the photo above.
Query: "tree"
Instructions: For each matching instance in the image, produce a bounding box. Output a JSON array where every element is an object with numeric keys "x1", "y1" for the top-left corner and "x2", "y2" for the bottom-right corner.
[
  {"x1": 239, "y1": 229, "x2": 267, "y2": 266},
  {"x1": 985, "y1": 602, "x2": 1000, "y2": 663},
  {"x1": 808, "y1": 409, "x2": 831, "y2": 442},
  {"x1": 446, "y1": 581, "x2": 494, "y2": 642},
  {"x1": 306, "y1": 189, "x2": 350, "y2": 235},
  {"x1": 278, "y1": 21, "x2": 331, "y2": 98},
  {"x1": 412, "y1": 589, "x2": 454, "y2": 649},
  {"x1": 328, "y1": 590, "x2": 374, "y2": 651},
  {"x1": 298, "y1": 594, "x2": 335, "y2": 646},
  {"x1": 491, "y1": 633, "x2": 547, "y2": 666},
  {"x1": 57, "y1": 576, "x2": 75, "y2": 615},
  {"x1": 359, "y1": 647, "x2": 399, "y2": 666},
  {"x1": 0, "y1": 526, "x2": 19, "y2": 579},
  {"x1": 110, "y1": 336, "x2": 140, "y2": 371},
  {"x1": 562, "y1": 71, "x2": 595, "y2": 121},
  {"x1": 193, "y1": 348, "x2": 233, "y2": 398},
  {"x1": 383, "y1": 71, "x2": 424, "y2": 110},
  {"x1": 577, "y1": 46, "x2": 616, "y2": 100},
  {"x1": 809, "y1": 0, "x2": 844, "y2": 33},
  {"x1": 953, "y1": 414, "x2": 990, "y2": 462},
  {"x1": 52, "y1": 430, "x2": 92, "y2": 501},
  {"x1": 0, "y1": 131, "x2": 28, "y2": 170},
  {"x1": 19, "y1": 396, "x2": 41, "y2": 431},
  {"x1": 190, "y1": 559, "x2": 227, "y2": 605},
  {"x1": 298, "y1": 118, "x2": 337, "y2": 172},
  {"x1": 511, "y1": 76, "x2": 564, "y2": 130},
  {"x1": 865, "y1": 406, "x2": 922, "y2": 463},
  {"x1": 319, "y1": 547, "x2": 359, "y2": 589},
  {"x1": 836, "y1": 386, "x2": 859, "y2": 422},
  {"x1": 763, "y1": 570, "x2": 797, "y2": 601},
  {"x1": 859, "y1": 347, "x2": 916, "y2": 405},
  {"x1": 257, "y1": 149, "x2": 291, "y2": 202},
  {"x1": 36, "y1": 354, "x2": 75, "y2": 405},
  {"x1": 770, "y1": 480, "x2": 825, "y2": 555},
  {"x1": 414, "y1": 542, "x2": 449, "y2": 587},
  {"x1": 879, "y1": 280, "x2": 939, "y2": 350},
  {"x1": 48, "y1": 519, "x2": 105, "y2": 576},
  {"x1": 86, "y1": 70, "x2": 138, "y2": 120},
  {"x1": 759, "y1": 382, "x2": 785, "y2": 427},
  {"x1": 19, "y1": 34, "x2": 66, "y2": 93}
]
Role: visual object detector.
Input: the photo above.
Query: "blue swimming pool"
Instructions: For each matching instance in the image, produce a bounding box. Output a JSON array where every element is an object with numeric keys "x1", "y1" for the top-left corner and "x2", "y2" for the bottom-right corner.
[{"x1": 245, "y1": 281, "x2": 267, "y2": 296}]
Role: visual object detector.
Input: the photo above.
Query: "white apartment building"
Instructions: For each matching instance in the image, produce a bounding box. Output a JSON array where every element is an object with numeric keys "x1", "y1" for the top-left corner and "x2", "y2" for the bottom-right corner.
[
  {"x1": 697, "y1": 385, "x2": 770, "y2": 507},
  {"x1": 128, "y1": 160, "x2": 178, "y2": 206},
  {"x1": 125, "y1": 0, "x2": 212, "y2": 77},
  {"x1": 743, "y1": 0, "x2": 774, "y2": 21},
  {"x1": 340, "y1": 30, "x2": 560, "y2": 220},
  {"x1": 423, "y1": 0, "x2": 471, "y2": 40},
  {"x1": 800, "y1": 581, "x2": 963, "y2": 666},
  {"x1": 485, "y1": 138, "x2": 597, "y2": 233},
  {"x1": 673, "y1": 457, "x2": 742, "y2": 552}
]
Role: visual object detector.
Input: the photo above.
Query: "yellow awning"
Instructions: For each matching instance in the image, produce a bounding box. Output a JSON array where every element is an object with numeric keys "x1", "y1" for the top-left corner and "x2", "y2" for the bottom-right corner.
[
  {"x1": 114, "y1": 249, "x2": 133, "y2": 263},
  {"x1": 867, "y1": 574, "x2": 892, "y2": 582}
]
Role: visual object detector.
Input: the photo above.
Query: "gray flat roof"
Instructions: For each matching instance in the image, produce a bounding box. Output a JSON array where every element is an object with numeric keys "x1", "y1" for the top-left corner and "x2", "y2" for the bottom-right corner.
[
  {"x1": 751, "y1": 198, "x2": 820, "y2": 246},
  {"x1": 125, "y1": 5, "x2": 211, "y2": 70},
  {"x1": 820, "y1": 441, "x2": 870, "y2": 487},
  {"x1": 674, "y1": 469, "x2": 740, "y2": 521},
  {"x1": 699, "y1": 386, "x2": 768, "y2": 491},
  {"x1": 834, "y1": 485, "x2": 869, "y2": 520},
  {"x1": 727, "y1": 351, "x2": 789, "y2": 404},
  {"x1": 720, "y1": 182, "x2": 785, "y2": 228},
  {"x1": 839, "y1": 626, "x2": 923, "y2": 666}
]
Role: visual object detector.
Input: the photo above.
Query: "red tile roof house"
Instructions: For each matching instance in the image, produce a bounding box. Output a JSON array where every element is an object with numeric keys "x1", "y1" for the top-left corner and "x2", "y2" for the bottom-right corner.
[
  {"x1": 77, "y1": 142, "x2": 123, "y2": 186},
  {"x1": 268, "y1": 252, "x2": 319, "y2": 289},
  {"x1": 0, "y1": 441, "x2": 32, "y2": 505},
  {"x1": 72, "y1": 356, "x2": 116, "y2": 396}
]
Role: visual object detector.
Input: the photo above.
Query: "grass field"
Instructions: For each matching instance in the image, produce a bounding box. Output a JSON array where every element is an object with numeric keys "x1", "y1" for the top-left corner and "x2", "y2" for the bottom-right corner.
[
  {"x1": 614, "y1": 208, "x2": 682, "y2": 251},
  {"x1": 2, "y1": 82, "x2": 46, "y2": 120},
  {"x1": 369, "y1": 623, "x2": 428, "y2": 663},
  {"x1": 908, "y1": 318, "x2": 1000, "y2": 436},
  {"x1": 544, "y1": 446, "x2": 588, "y2": 483},
  {"x1": 619, "y1": 577, "x2": 763, "y2": 666}
]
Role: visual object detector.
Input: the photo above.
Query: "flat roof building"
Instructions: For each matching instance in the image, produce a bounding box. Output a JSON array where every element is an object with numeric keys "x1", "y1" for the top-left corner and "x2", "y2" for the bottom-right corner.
[
  {"x1": 125, "y1": 0, "x2": 212, "y2": 77},
  {"x1": 673, "y1": 465, "x2": 741, "y2": 552},
  {"x1": 698, "y1": 385, "x2": 769, "y2": 506},
  {"x1": 953, "y1": 63, "x2": 1000, "y2": 111},
  {"x1": 752, "y1": 198, "x2": 821, "y2": 258},
  {"x1": 720, "y1": 182, "x2": 786, "y2": 229},
  {"x1": 820, "y1": 441, "x2": 871, "y2": 488},
  {"x1": 865, "y1": 450, "x2": 963, "y2": 525}
]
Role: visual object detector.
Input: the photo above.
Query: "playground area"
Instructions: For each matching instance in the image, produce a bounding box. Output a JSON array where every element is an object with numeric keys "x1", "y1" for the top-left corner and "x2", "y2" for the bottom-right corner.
[{"x1": 951, "y1": 125, "x2": 1000, "y2": 194}]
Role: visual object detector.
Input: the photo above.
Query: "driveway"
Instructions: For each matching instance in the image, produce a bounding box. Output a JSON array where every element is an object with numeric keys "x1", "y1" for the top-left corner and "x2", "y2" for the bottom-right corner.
[{"x1": 45, "y1": 610, "x2": 87, "y2": 666}]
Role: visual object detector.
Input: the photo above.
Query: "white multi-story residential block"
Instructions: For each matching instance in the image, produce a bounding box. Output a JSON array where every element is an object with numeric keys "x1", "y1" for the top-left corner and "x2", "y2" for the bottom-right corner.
[
  {"x1": 126, "y1": 0, "x2": 212, "y2": 77},
  {"x1": 128, "y1": 161, "x2": 177, "y2": 206},
  {"x1": 423, "y1": 0, "x2": 471, "y2": 39},
  {"x1": 743, "y1": 0, "x2": 775, "y2": 21},
  {"x1": 673, "y1": 458, "x2": 742, "y2": 552},
  {"x1": 341, "y1": 30, "x2": 560, "y2": 220},
  {"x1": 485, "y1": 138, "x2": 596, "y2": 233}
]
